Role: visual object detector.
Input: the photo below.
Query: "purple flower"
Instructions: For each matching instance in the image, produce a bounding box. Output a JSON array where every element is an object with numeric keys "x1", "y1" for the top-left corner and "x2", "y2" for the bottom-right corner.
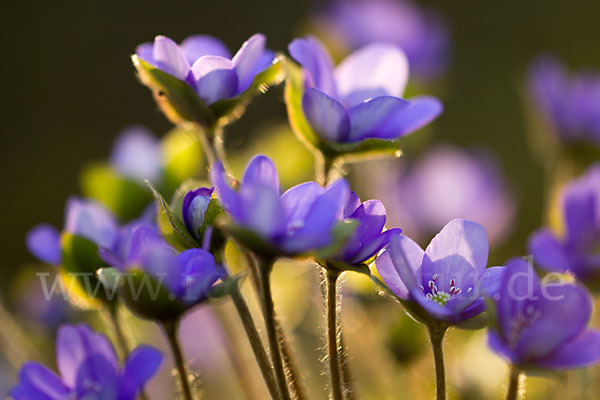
[
  {"x1": 27, "y1": 197, "x2": 120, "y2": 266},
  {"x1": 136, "y1": 33, "x2": 275, "y2": 105},
  {"x1": 288, "y1": 36, "x2": 442, "y2": 144},
  {"x1": 210, "y1": 155, "x2": 349, "y2": 255},
  {"x1": 120, "y1": 226, "x2": 222, "y2": 306},
  {"x1": 376, "y1": 219, "x2": 505, "y2": 325},
  {"x1": 182, "y1": 187, "x2": 214, "y2": 243},
  {"x1": 368, "y1": 146, "x2": 515, "y2": 246},
  {"x1": 313, "y1": 0, "x2": 449, "y2": 81},
  {"x1": 528, "y1": 163, "x2": 600, "y2": 285},
  {"x1": 110, "y1": 125, "x2": 162, "y2": 183},
  {"x1": 334, "y1": 190, "x2": 401, "y2": 265},
  {"x1": 528, "y1": 56, "x2": 600, "y2": 145},
  {"x1": 10, "y1": 323, "x2": 162, "y2": 400},
  {"x1": 487, "y1": 258, "x2": 600, "y2": 370}
]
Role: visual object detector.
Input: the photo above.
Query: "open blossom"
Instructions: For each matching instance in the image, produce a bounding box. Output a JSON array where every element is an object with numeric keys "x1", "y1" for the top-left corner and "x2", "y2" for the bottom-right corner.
[
  {"x1": 211, "y1": 155, "x2": 349, "y2": 255},
  {"x1": 10, "y1": 324, "x2": 162, "y2": 399},
  {"x1": 313, "y1": 0, "x2": 449, "y2": 81},
  {"x1": 136, "y1": 33, "x2": 274, "y2": 105},
  {"x1": 528, "y1": 163, "x2": 600, "y2": 285},
  {"x1": 370, "y1": 146, "x2": 515, "y2": 246},
  {"x1": 528, "y1": 56, "x2": 600, "y2": 145},
  {"x1": 110, "y1": 125, "x2": 162, "y2": 183},
  {"x1": 487, "y1": 258, "x2": 600, "y2": 370},
  {"x1": 334, "y1": 190, "x2": 401, "y2": 265},
  {"x1": 376, "y1": 219, "x2": 505, "y2": 324},
  {"x1": 288, "y1": 36, "x2": 442, "y2": 144}
]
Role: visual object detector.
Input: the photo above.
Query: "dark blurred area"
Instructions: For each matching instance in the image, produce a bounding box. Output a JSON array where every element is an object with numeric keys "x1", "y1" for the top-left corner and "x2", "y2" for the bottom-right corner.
[{"x1": 2, "y1": 0, "x2": 600, "y2": 290}]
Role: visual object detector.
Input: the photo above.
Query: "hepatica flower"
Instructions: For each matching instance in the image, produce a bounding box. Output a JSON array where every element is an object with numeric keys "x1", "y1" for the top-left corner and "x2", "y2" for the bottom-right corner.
[
  {"x1": 376, "y1": 219, "x2": 505, "y2": 325},
  {"x1": 211, "y1": 155, "x2": 349, "y2": 256},
  {"x1": 287, "y1": 36, "x2": 442, "y2": 150},
  {"x1": 314, "y1": 0, "x2": 449, "y2": 81},
  {"x1": 110, "y1": 125, "x2": 162, "y2": 184},
  {"x1": 529, "y1": 163, "x2": 600, "y2": 285},
  {"x1": 487, "y1": 258, "x2": 600, "y2": 370},
  {"x1": 333, "y1": 190, "x2": 401, "y2": 266},
  {"x1": 528, "y1": 56, "x2": 600, "y2": 145},
  {"x1": 182, "y1": 187, "x2": 215, "y2": 243},
  {"x1": 136, "y1": 33, "x2": 275, "y2": 106},
  {"x1": 10, "y1": 324, "x2": 162, "y2": 399}
]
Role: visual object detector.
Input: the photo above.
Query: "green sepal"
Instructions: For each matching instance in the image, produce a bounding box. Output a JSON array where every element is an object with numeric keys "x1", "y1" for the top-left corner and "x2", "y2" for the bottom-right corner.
[
  {"x1": 283, "y1": 57, "x2": 403, "y2": 162},
  {"x1": 97, "y1": 267, "x2": 186, "y2": 321},
  {"x1": 217, "y1": 216, "x2": 281, "y2": 259},
  {"x1": 320, "y1": 259, "x2": 371, "y2": 276},
  {"x1": 132, "y1": 55, "x2": 214, "y2": 126},
  {"x1": 208, "y1": 273, "x2": 246, "y2": 299},
  {"x1": 80, "y1": 163, "x2": 152, "y2": 222},
  {"x1": 146, "y1": 181, "x2": 200, "y2": 251},
  {"x1": 60, "y1": 233, "x2": 114, "y2": 305},
  {"x1": 209, "y1": 54, "x2": 285, "y2": 127}
]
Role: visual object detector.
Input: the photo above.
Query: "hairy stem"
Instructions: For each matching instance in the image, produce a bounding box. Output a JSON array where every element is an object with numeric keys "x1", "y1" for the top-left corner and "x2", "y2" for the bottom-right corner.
[
  {"x1": 258, "y1": 259, "x2": 291, "y2": 400},
  {"x1": 316, "y1": 153, "x2": 336, "y2": 186},
  {"x1": 326, "y1": 269, "x2": 344, "y2": 400},
  {"x1": 230, "y1": 286, "x2": 281, "y2": 400},
  {"x1": 506, "y1": 365, "x2": 524, "y2": 400},
  {"x1": 163, "y1": 321, "x2": 194, "y2": 400},
  {"x1": 427, "y1": 324, "x2": 448, "y2": 400}
]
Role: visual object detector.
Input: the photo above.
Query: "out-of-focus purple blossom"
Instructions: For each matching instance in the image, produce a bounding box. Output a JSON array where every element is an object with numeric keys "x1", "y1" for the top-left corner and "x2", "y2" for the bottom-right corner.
[
  {"x1": 288, "y1": 36, "x2": 442, "y2": 144},
  {"x1": 110, "y1": 125, "x2": 162, "y2": 183},
  {"x1": 136, "y1": 34, "x2": 275, "y2": 105},
  {"x1": 313, "y1": 0, "x2": 449, "y2": 81},
  {"x1": 529, "y1": 163, "x2": 600, "y2": 284},
  {"x1": 487, "y1": 258, "x2": 600, "y2": 370},
  {"x1": 10, "y1": 324, "x2": 162, "y2": 400},
  {"x1": 211, "y1": 155, "x2": 349, "y2": 255},
  {"x1": 370, "y1": 146, "x2": 515, "y2": 246},
  {"x1": 376, "y1": 219, "x2": 505, "y2": 325},
  {"x1": 334, "y1": 190, "x2": 401, "y2": 265},
  {"x1": 528, "y1": 56, "x2": 600, "y2": 145}
]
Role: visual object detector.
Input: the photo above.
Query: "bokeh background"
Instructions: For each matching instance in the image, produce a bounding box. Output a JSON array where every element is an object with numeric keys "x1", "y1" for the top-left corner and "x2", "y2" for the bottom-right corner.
[{"x1": 1, "y1": 0, "x2": 600, "y2": 398}]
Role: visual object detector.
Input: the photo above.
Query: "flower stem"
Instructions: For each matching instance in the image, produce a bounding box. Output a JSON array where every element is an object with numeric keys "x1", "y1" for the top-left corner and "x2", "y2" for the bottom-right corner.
[
  {"x1": 506, "y1": 365, "x2": 524, "y2": 400},
  {"x1": 326, "y1": 269, "x2": 344, "y2": 400},
  {"x1": 316, "y1": 153, "x2": 336, "y2": 186},
  {"x1": 162, "y1": 321, "x2": 194, "y2": 400},
  {"x1": 427, "y1": 323, "x2": 448, "y2": 400},
  {"x1": 258, "y1": 258, "x2": 292, "y2": 400},
  {"x1": 106, "y1": 302, "x2": 130, "y2": 359},
  {"x1": 230, "y1": 286, "x2": 281, "y2": 400}
]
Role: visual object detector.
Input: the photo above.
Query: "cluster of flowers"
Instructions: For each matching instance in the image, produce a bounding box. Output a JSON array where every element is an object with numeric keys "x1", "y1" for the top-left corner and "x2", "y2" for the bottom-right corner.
[{"x1": 9, "y1": 0, "x2": 600, "y2": 399}]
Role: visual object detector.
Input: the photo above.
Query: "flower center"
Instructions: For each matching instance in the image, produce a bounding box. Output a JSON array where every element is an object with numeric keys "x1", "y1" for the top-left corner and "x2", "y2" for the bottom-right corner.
[
  {"x1": 420, "y1": 275, "x2": 468, "y2": 307},
  {"x1": 507, "y1": 304, "x2": 542, "y2": 349}
]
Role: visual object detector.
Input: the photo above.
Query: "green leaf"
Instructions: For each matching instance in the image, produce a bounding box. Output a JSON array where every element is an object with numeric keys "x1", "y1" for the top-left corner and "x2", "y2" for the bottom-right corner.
[
  {"x1": 146, "y1": 181, "x2": 200, "y2": 250},
  {"x1": 80, "y1": 163, "x2": 152, "y2": 222},
  {"x1": 208, "y1": 273, "x2": 246, "y2": 299},
  {"x1": 210, "y1": 54, "x2": 285, "y2": 127},
  {"x1": 132, "y1": 55, "x2": 214, "y2": 126}
]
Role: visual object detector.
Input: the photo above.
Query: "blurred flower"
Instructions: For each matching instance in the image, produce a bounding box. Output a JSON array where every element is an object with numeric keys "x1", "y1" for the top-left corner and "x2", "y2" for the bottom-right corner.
[
  {"x1": 528, "y1": 56, "x2": 600, "y2": 145},
  {"x1": 528, "y1": 163, "x2": 600, "y2": 285},
  {"x1": 312, "y1": 0, "x2": 449, "y2": 82},
  {"x1": 371, "y1": 146, "x2": 515, "y2": 246},
  {"x1": 136, "y1": 33, "x2": 274, "y2": 105},
  {"x1": 288, "y1": 36, "x2": 442, "y2": 144},
  {"x1": 110, "y1": 125, "x2": 162, "y2": 184},
  {"x1": 376, "y1": 219, "x2": 505, "y2": 325},
  {"x1": 211, "y1": 155, "x2": 349, "y2": 256},
  {"x1": 10, "y1": 323, "x2": 162, "y2": 399},
  {"x1": 487, "y1": 258, "x2": 600, "y2": 370},
  {"x1": 334, "y1": 190, "x2": 401, "y2": 265}
]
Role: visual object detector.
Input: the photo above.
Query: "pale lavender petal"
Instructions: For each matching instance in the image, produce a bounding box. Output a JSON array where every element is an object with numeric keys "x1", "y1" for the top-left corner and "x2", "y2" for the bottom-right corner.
[
  {"x1": 281, "y1": 182, "x2": 324, "y2": 227},
  {"x1": 528, "y1": 229, "x2": 570, "y2": 272},
  {"x1": 383, "y1": 234, "x2": 423, "y2": 298},
  {"x1": 487, "y1": 330, "x2": 517, "y2": 364},
  {"x1": 136, "y1": 42, "x2": 154, "y2": 64},
  {"x1": 347, "y1": 96, "x2": 409, "y2": 142},
  {"x1": 342, "y1": 199, "x2": 387, "y2": 261},
  {"x1": 110, "y1": 126, "x2": 161, "y2": 182},
  {"x1": 342, "y1": 190, "x2": 362, "y2": 218},
  {"x1": 26, "y1": 224, "x2": 61, "y2": 265},
  {"x1": 190, "y1": 56, "x2": 238, "y2": 104},
  {"x1": 334, "y1": 43, "x2": 408, "y2": 107},
  {"x1": 120, "y1": 346, "x2": 163, "y2": 399},
  {"x1": 536, "y1": 329, "x2": 600, "y2": 369},
  {"x1": 239, "y1": 183, "x2": 286, "y2": 239},
  {"x1": 12, "y1": 362, "x2": 70, "y2": 400},
  {"x1": 377, "y1": 96, "x2": 443, "y2": 138},
  {"x1": 288, "y1": 36, "x2": 337, "y2": 97},
  {"x1": 182, "y1": 187, "x2": 214, "y2": 239},
  {"x1": 180, "y1": 34, "x2": 231, "y2": 63},
  {"x1": 302, "y1": 88, "x2": 350, "y2": 142},
  {"x1": 424, "y1": 218, "x2": 489, "y2": 272},
  {"x1": 563, "y1": 180, "x2": 596, "y2": 245},
  {"x1": 349, "y1": 227, "x2": 401, "y2": 265},
  {"x1": 232, "y1": 33, "x2": 267, "y2": 92},
  {"x1": 242, "y1": 155, "x2": 280, "y2": 193},
  {"x1": 173, "y1": 249, "x2": 221, "y2": 303},
  {"x1": 64, "y1": 198, "x2": 119, "y2": 250},
  {"x1": 75, "y1": 355, "x2": 119, "y2": 398},
  {"x1": 210, "y1": 162, "x2": 243, "y2": 222},
  {"x1": 152, "y1": 36, "x2": 190, "y2": 81},
  {"x1": 478, "y1": 266, "x2": 507, "y2": 298}
]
